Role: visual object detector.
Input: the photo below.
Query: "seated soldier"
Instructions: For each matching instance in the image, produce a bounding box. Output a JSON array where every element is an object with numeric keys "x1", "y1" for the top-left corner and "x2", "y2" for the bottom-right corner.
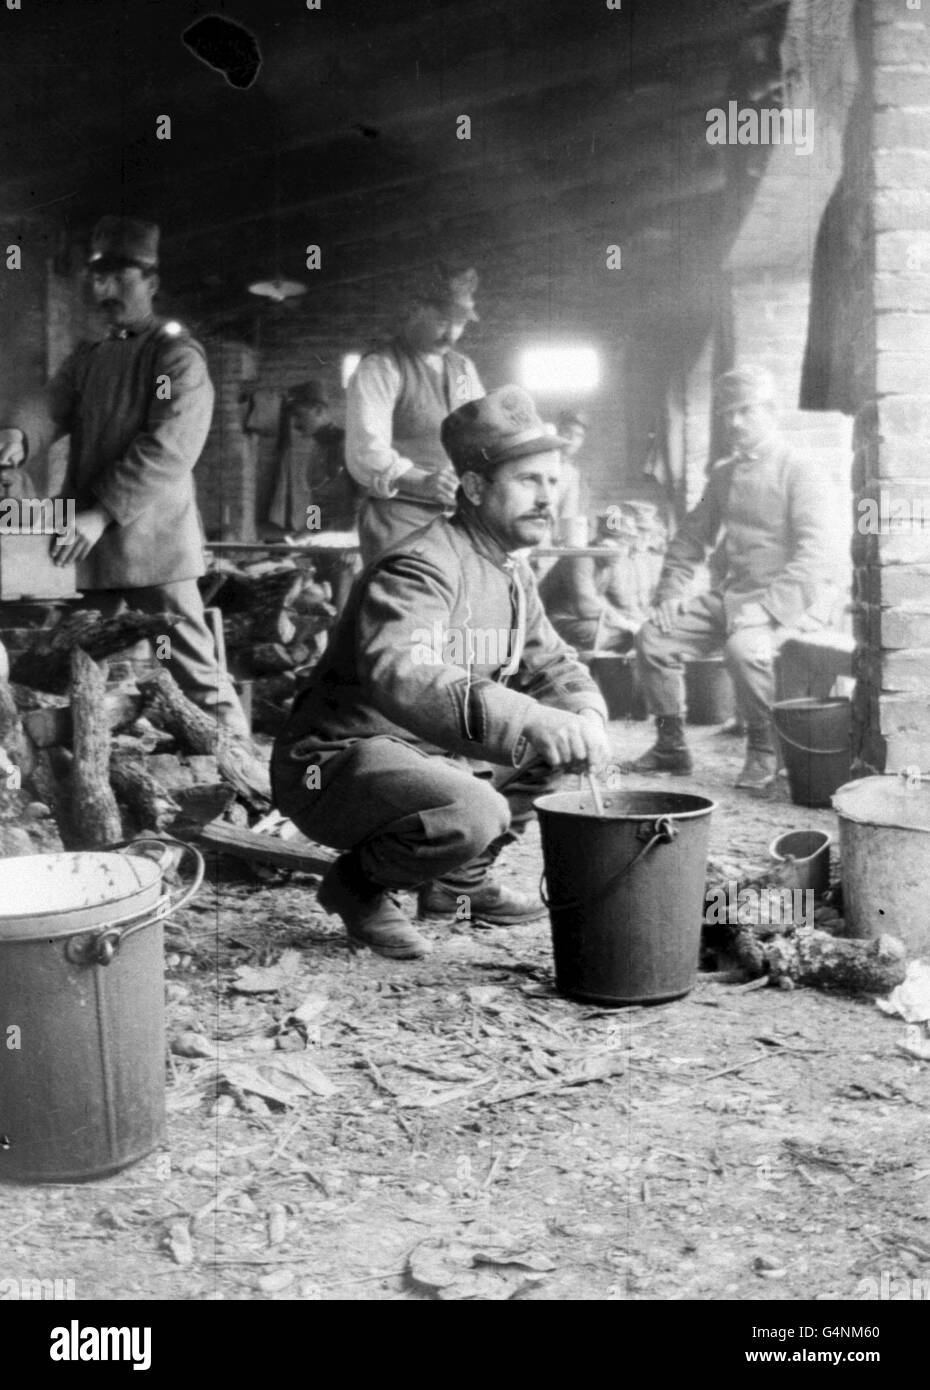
[
  {"x1": 271, "y1": 386, "x2": 611, "y2": 960},
  {"x1": 627, "y1": 364, "x2": 838, "y2": 791},
  {"x1": 539, "y1": 510, "x2": 644, "y2": 652}
]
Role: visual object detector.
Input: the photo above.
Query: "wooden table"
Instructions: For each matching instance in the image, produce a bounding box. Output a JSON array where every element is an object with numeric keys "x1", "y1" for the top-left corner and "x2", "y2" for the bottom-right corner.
[{"x1": 206, "y1": 541, "x2": 615, "y2": 560}]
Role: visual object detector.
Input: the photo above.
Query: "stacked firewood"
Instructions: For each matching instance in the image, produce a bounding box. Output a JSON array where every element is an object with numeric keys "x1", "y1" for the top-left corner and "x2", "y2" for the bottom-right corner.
[
  {"x1": 0, "y1": 607, "x2": 274, "y2": 856},
  {"x1": 205, "y1": 557, "x2": 336, "y2": 735}
]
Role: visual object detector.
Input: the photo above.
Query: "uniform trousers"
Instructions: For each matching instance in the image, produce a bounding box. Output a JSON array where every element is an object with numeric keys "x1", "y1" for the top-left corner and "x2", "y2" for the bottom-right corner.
[
  {"x1": 272, "y1": 734, "x2": 560, "y2": 891},
  {"x1": 636, "y1": 590, "x2": 789, "y2": 733},
  {"x1": 79, "y1": 579, "x2": 250, "y2": 737}
]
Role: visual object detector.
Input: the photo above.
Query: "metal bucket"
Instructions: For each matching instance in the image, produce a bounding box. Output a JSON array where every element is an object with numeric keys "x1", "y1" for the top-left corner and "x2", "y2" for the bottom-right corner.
[
  {"x1": 772, "y1": 697, "x2": 852, "y2": 808},
  {"x1": 685, "y1": 657, "x2": 735, "y2": 725},
  {"x1": 588, "y1": 654, "x2": 647, "y2": 720},
  {"x1": 768, "y1": 829, "x2": 832, "y2": 897},
  {"x1": 832, "y1": 777, "x2": 930, "y2": 954},
  {"x1": 536, "y1": 789, "x2": 716, "y2": 1006},
  {"x1": 0, "y1": 838, "x2": 203, "y2": 1182}
]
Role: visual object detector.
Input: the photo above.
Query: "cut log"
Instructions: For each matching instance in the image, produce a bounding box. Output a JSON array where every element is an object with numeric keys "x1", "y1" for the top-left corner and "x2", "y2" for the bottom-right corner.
[
  {"x1": 126, "y1": 716, "x2": 176, "y2": 752},
  {"x1": 11, "y1": 610, "x2": 180, "y2": 692},
  {"x1": 215, "y1": 565, "x2": 335, "y2": 673},
  {"x1": 138, "y1": 668, "x2": 270, "y2": 806},
  {"x1": 0, "y1": 780, "x2": 64, "y2": 855},
  {"x1": 766, "y1": 929, "x2": 907, "y2": 995},
  {"x1": 0, "y1": 674, "x2": 35, "y2": 784},
  {"x1": 69, "y1": 648, "x2": 122, "y2": 848},
  {"x1": 213, "y1": 567, "x2": 304, "y2": 627},
  {"x1": 139, "y1": 668, "x2": 224, "y2": 752},
  {"x1": 110, "y1": 754, "x2": 181, "y2": 832},
  {"x1": 142, "y1": 751, "x2": 219, "y2": 791},
  {"x1": 199, "y1": 819, "x2": 336, "y2": 874},
  {"x1": 0, "y1": 823, "x2": 34, "y2": 856},
  {"x1": 26, "y1": 742, "x2": 72, "y2": 843},
  {"x1": 720, "y1": 919, "x2": 908, "y2": 995},
  {"x1": 21, "y1": 688, "x2": 142, "y2": 748}
]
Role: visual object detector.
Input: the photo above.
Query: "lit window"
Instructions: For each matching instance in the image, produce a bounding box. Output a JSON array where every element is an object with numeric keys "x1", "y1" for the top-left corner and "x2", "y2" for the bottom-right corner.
[
  {"x1": 517, "y1": 346, "x2": 600, "y2": 395},
  {"x1": 341, "y1": 353, "x2": 362, "y2": 388}
]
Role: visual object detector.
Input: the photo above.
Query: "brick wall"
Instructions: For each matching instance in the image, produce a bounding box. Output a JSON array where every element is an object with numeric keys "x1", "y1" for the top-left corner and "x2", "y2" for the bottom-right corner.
[
  {"x1": 0, "y1": 223, "x2": 54, "y2": 497},
  {"x1": 849, "y1": 0, "x2": 930, "y2": 772},
  {"x1": 196, "y1": 337, "x2": 258, "y2": 541},
  {"x1": 248, "y1": 315, "x2": 347, "y2": 527}
]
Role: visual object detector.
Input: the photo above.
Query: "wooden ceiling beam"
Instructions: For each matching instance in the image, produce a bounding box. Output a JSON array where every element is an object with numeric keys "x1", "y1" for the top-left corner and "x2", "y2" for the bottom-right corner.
[{"x1": 0, "y1": 15, "x2": 738, "y2": 218}]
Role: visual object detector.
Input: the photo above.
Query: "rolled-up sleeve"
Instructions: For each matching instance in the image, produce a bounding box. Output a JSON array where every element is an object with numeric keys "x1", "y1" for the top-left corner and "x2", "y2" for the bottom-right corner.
[
  {"x1": 345, "y1": 353, "x2": 415, "y2": 499},
  {"x1": 91, "y1": 339, "x2": 214, "y2": 526}
]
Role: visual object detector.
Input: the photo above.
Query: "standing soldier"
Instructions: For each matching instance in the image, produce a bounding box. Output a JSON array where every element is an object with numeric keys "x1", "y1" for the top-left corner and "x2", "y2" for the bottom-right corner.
[
  {"x1": 0, "y1": 215, "x2": 249, "y2": 735},
  {"x1": 345, "y1": 263, "x2": 484, "y2": 563}
]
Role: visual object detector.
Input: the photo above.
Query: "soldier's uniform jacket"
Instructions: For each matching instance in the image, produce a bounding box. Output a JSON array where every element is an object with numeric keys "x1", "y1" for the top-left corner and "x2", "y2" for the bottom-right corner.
[
  {"x1": 9, "y1": 317, "x2": 214, "y2": 589},
  {"x1": 653, "y1": 436, "x2": 836, "y2": 627},
  {"x1": 276, "y1": 507, "x2": 608, "y2": 771}
]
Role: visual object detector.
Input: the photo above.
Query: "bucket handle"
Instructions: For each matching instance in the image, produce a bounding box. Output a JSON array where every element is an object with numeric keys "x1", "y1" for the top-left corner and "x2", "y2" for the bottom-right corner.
[
  {"x1": 773, "y1": 726, "x2": 848, "y2": 757},
  {"x1": 540, "y1": 815, "x2": 677, "y2": 915},
  {"x1": 63, "y1": 837, "x2": 205, "y2": 966}
]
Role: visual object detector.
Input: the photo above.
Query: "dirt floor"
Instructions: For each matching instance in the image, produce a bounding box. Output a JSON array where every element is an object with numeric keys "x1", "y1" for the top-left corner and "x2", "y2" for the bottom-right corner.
[{"x1": 2, "y1": 718, "x2": 928, "y2": 1303}]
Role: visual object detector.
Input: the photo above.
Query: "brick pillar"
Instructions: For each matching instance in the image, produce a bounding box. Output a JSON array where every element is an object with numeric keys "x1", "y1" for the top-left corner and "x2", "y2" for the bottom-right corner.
[{"x1": 852, "y1": 0, "x2": 930, "y2": 772}]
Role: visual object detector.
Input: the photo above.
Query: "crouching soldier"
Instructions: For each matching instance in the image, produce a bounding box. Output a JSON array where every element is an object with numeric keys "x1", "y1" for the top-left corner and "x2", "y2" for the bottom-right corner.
[{"x1": 271, "y1": 386, "x2": 610, "y2": 959}]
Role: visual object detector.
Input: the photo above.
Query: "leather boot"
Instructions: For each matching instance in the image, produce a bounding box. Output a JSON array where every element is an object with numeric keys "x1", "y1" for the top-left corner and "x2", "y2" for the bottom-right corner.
[
  {"x1": 417, "y1": 875, "x2": 546, "y2": 927},
  {"x1": 735, "y1": 725, "x2": 777, "y2": 792},
  {"x1": 318, "y1": 852, "x2": 433, "y2": 959},
  {"x1": 624, "y1": 714, "x2": 693, "y2": 775}
]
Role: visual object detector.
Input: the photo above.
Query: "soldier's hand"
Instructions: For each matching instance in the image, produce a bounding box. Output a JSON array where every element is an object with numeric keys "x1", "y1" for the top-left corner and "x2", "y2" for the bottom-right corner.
[
  {"x1": 52, "y1": 506, "x2": 110, "y2": 567},
  {"x1": 0, "y1": 428, "x2": 25, "y2": 469},
  {"x1": 416, "y1": 468, "x2": 460, "y2": 506},
  {"x1": 575, "y1": 708, "x2": 611, "y2": 773},
  {"x1": 649, "y1": 598, "x2": 683, "y2": 634},
  {"x1": 521, "y1": 706, "x2": 609, "y2": 772}
]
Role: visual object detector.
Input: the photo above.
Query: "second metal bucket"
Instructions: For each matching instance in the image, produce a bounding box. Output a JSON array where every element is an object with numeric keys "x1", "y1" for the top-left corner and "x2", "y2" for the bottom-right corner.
[
  {"x1": 772, "y1": 697, "x2": 852, "y2": 808},
  {"x1": 685, "y1": 657, "x2": 735, "y2": 725},
  {"x1": 588, "y1": 653, "x2": 647, "y2": 720},
  {"x1": 535, "y1": 789, "x2": 716, "y2": 1006}
]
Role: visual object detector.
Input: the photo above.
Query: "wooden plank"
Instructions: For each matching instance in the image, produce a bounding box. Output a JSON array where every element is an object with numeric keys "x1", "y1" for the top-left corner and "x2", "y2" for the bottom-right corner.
[{"x1": 198, "y1": 819, "x2": 337, "y2": 874}]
